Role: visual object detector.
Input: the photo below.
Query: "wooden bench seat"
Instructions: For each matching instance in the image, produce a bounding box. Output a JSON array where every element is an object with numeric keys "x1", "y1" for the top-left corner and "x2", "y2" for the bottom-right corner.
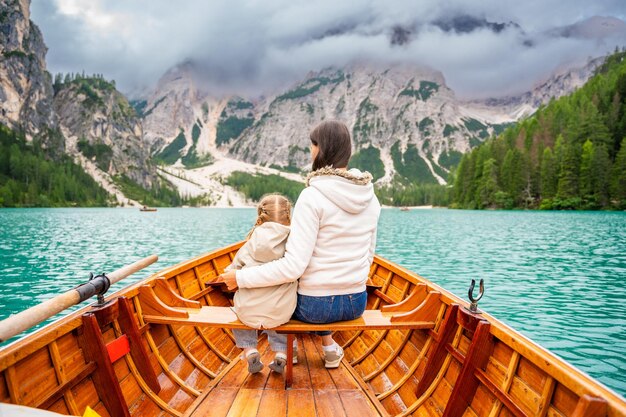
[
  {"x1": 143, "y1": 305, "x2": 438, "y2": 331},
  {"x1": 138, "y1": 277, "x2": 443, "y2": 388}
]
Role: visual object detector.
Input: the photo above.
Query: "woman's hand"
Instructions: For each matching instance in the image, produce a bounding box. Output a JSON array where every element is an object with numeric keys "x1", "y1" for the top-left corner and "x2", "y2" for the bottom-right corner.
[{"x1": 217, "y1": 270, "x2": 239, "y2": 291}]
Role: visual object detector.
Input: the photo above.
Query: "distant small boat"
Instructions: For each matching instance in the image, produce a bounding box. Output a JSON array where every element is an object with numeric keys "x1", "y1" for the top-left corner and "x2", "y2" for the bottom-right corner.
[
  {"x1": 140, "y1": 206, "x2": 157, "y2": 212},
  {"x1": 400, "y1": 207, "x2": 410, "y2": 211}
]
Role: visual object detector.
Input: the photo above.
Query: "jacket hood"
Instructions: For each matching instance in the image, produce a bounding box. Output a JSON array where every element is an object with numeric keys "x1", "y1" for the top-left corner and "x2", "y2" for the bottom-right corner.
[
  {"x1": 248, "y1": 222, "x2": 290, "y2": 263},
  {"x1": 306, "y1": 167, "x2": 375, "y2": 214}
]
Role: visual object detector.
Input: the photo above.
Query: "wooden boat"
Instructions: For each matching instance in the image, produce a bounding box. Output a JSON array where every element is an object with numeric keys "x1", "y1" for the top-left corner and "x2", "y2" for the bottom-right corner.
[
  {"x1": 1, "y1": 241, "x2": 625, "y2": 417},
  {"x1": 140, "y1": 206, "x2": 158, "y2": 212}
]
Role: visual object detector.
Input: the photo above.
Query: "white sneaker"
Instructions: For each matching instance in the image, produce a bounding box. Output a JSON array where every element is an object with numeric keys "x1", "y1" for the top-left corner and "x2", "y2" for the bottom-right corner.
[
  {"x1": 324, "y1": 345, "x2": 344, "y2": 368},
  {"x1": 245, "y1": 351, "x2": 263, "y2": 374},
  {"x1": 269, "y1": 353, "x2": 287, "y2": 374}
]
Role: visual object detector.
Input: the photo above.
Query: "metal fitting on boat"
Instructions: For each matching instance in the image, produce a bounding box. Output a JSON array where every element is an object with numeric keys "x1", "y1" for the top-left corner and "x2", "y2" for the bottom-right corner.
[
  {"x1": 75, "y1": 272, "x2": 111, "y2": 304},
  {"x1": 467, "y1": 278, "x2": 484, "y2": 314}
]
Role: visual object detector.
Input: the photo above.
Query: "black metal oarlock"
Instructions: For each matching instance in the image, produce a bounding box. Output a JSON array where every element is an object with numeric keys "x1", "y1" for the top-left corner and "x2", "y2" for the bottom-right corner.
[
  {"x1": 76, "y1": 272, "x2": 112, "y2": 305},
  {"x1": 467, "y1": 278, "x2": 485, "y2": 314}
]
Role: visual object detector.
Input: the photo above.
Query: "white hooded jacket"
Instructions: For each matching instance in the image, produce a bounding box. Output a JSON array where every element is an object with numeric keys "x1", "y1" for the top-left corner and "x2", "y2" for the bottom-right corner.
[{"x1": 236, "y1": 167, "x2": 381, "y2": 296}]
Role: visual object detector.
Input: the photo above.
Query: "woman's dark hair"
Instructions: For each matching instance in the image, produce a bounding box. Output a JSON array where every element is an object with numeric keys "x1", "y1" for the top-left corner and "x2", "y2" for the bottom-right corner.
[{"x1": 310, "y1": 120, "x2": 352, "y2": 171}]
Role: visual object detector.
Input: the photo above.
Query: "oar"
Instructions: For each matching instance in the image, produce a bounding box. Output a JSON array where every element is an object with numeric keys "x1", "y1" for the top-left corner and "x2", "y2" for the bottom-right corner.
[{"x1": 0, "y1": 254, "x2": 158, "y2": 343}]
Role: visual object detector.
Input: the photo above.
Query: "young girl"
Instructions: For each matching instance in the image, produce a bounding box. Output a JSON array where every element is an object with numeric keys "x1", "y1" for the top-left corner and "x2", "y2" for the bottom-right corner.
[{"x1": 225, "y1": 194, "x2": 298, "y2": 374}]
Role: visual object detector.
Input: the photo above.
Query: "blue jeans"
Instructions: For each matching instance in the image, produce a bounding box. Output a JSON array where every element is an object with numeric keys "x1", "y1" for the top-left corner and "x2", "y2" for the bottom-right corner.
[{"x1": 292, "y1": 291, "x2": 367, "y2": 336}]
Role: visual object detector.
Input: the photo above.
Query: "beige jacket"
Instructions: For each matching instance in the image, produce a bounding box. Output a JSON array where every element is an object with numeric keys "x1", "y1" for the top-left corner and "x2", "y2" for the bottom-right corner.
[{"x1": 225, "y1": 222, "x2": 297, "y2": 329}]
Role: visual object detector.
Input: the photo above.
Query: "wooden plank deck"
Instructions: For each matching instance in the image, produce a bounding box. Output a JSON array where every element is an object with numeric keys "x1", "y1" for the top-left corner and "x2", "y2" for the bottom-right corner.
[{"x1": 183, "y1": 334, "x2": 388, "y2": 417}]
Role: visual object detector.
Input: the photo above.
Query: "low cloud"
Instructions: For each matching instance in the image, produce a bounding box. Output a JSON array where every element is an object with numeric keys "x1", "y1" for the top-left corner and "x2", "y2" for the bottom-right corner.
[{"x1": 31, "y1": 0, "x2": 626, "y2": 98}]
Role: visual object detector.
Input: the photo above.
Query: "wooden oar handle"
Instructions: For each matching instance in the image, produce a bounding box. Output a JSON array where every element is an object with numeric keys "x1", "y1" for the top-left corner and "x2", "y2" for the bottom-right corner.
[
  {"x1": 0, "y1": 254, "x2": 158, "y2": 343},
  {"x1": 107, "y1": 254, "x2": 158, "y2": 285}
]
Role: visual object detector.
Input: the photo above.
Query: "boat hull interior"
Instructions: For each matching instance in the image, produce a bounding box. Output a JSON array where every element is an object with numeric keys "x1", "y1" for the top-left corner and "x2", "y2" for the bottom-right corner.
[{"x1": 0, "y1": 242, "x2": 624, "y2": 417}]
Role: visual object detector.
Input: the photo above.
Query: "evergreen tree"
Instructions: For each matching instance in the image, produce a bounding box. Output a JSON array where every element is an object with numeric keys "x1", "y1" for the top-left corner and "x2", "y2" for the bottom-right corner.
[
  {"x1": 540, "y1": 147, "x2": 558, "y2": 199},
  {"x1": 476, "y1": 158, "x2": 500, "y2": 208},
  {"x1": 453, "y1": 154, "x2": 472, "y2": 207},
  {"x1": 590, "y1": 144, "x2": 610, "y2": 207},
  {"x1": 500, "y1": 148, "x2": 526, "y2": 206},
  {"x1": 579, "y1": 139, "x2": 594, "y2": 199},
  {"x1": 556, "y1": 142, "x2": 581, "y2": 208},
  {"x1": 610, "y1": 138, "x2": 626, "y2": 208}
]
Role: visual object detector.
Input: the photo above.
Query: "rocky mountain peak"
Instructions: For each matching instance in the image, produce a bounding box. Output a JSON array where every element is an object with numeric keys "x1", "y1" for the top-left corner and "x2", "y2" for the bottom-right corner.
[
  {"x1": 0, "y1": 0, "x2": 54, "y2": 137},
  {"x1": 52, "y1": 76, "x2": 155, "y2": 190}
]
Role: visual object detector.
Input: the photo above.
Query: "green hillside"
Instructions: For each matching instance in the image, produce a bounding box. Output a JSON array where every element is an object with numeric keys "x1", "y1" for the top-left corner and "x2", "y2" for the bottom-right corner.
[
  {"x1": 451, "y1": 50, "x2": 626, "y2": 210},
  {"x1": 0, "y1": 124, "x2": 110, "y2": 207}
]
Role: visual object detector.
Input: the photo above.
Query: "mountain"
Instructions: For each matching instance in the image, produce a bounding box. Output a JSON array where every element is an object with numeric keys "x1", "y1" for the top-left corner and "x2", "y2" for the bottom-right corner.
[
  {"x1": 550, "y1": 16, "x2": 626, "y2": 40},
  {"x1": 451, "y1": 50, "x2": 626, "y2": 210},
  {"x1": 53, "y1": 75, "x2": 156, "y2": 192},
  {"x1": 0, "y1": 0, "x2": 54, "y2": 138},
  {"x1": 2, "y1": 0, "x2": 619, "y2": 207},
  {"x1": 139, "y1": 58, "x2": 604, "y2": 190},
  {"x1": 462, "y1": 56, "x2": 604, "y2": 122},
  {"x1": 137, "y1": 61, "x2": 220, "y2": 162},
  {"x1": 226, "y1": 64, "x2": 506, "y2": 185},
  {"x1": 0, "y1": 0, "x2": 177, "y2": 207}
]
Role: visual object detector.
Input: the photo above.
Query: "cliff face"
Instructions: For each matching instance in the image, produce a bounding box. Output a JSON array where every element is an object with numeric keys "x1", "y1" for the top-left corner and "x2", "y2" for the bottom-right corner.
[
  {"x1": 0, "y1": 0, "x2": 162, "y2": 200},
  {"x1": 139, "y1": 62, "x2": 222, "y2": 164},
  {"x1": 53, "y1": 78, "x2": 155, "y2": 188},
  {"x1": 227, "y1": 64, "x2": 505, "y2": 184},
  {"x1": 0, "y1": 0, "x2": 55, "y2": 138}
]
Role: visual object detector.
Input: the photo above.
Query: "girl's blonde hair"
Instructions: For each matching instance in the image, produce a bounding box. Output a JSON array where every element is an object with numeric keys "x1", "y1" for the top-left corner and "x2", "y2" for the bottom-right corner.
[{"x1": 246, "y1": 194, "x2": 292, "y2": 239}]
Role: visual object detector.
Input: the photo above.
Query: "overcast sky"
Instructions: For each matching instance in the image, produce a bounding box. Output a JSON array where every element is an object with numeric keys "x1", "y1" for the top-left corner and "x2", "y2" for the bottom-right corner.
[{"x1": 30, "y1": 0, "x2": 626, "y2": 99}]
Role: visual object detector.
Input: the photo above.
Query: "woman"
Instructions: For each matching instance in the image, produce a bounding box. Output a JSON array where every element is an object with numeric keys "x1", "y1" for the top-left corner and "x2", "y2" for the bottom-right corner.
[{"x1": 218, "y1": 120, "x2": 380, "y2": 368}]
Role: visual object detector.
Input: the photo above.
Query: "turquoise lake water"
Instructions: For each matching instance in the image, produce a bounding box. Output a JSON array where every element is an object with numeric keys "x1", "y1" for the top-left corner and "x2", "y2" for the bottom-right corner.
[{"x1": 0, "y1": 208, "x2": 625, "y2": 396}]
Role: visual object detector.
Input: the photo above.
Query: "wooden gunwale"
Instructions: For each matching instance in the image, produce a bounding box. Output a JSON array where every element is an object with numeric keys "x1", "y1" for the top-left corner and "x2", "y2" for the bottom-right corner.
[{"x1": 0, "y1": 242, "x2": 243, "y2": 369}]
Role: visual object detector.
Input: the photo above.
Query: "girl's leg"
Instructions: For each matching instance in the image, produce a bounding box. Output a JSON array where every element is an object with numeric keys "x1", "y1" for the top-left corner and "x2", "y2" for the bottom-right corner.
[
  {"x1": 232, "y1": 329, "x2": 263, "y2": 373},
  {"x1": 265, "y1": 331, "x2": 299, "y2": 373},
  {"x1": 232, "y1": 329, "x2": 259, "y2": 353},
  {"x1": 265, "y1": 330, "x2": 287, "y2": 352}
]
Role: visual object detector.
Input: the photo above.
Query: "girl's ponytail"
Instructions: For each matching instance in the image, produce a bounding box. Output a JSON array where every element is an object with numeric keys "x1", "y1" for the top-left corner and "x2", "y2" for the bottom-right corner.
[{"x1": 245, "y1": 194, "x2": 292, "y2": 239}]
